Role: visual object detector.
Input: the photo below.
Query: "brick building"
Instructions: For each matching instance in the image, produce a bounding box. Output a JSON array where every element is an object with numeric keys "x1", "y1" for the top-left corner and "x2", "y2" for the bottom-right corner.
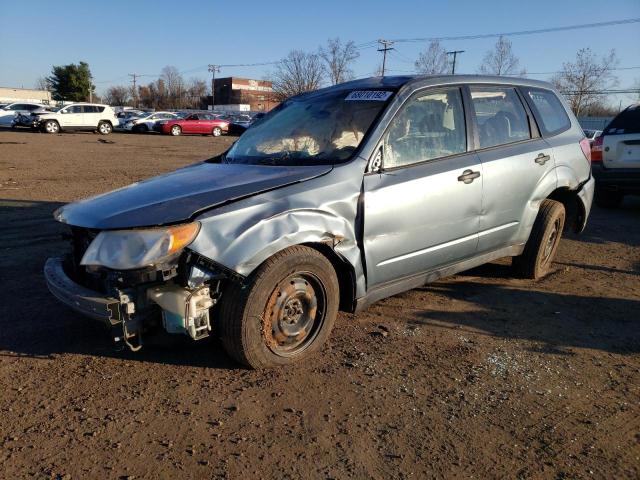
[{"x1": 212, "y1": 77, "x2": 278, "y2": 112}]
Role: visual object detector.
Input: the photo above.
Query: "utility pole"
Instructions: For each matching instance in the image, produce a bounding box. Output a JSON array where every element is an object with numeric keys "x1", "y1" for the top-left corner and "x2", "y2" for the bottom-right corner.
[
  {"x1": 377, "y1": 39, "x2": 394, "y2": 76},
  {"x1": 128, "y1": 73, "x2": 139, "y2": 107},
  {"x1": 208, "y1": 64, "x2": 220, "y2": 111},
  {"x1": 446, "y1": 50, "x2": 465, "y2": 75}
]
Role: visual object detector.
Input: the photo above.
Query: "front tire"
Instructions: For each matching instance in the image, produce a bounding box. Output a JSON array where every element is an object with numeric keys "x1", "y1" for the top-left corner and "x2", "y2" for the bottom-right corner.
[
  {"x1": 512, "y1": 199, "x2": 565, "y2": 279},
  {"x1": 43, "y1": 120, "x2": 60, "y2": 134},
  {"x1": 98, "y1": 121, "x2": 112, "y2": 135},
  {"x1": 218, "y1": 246, "x2": 339, "y2": 369},
  {"x1": 212, "y1": 126, "x2": 222, "y2": 137}
]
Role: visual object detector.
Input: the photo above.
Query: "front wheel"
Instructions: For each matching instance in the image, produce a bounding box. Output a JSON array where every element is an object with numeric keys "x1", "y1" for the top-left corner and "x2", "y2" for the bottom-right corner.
[
  {"x1": 212, "y1": 126, "x2": 222, "y2": 137},
  {"x1": 512, "y1": 199, "x2": 565, "y2": 279},
  {"x1": 43, "y1": 120, "x2": 60, "y2": 134},
  {"x1": 170, "y1": 125, "x2": 182, "y2": 136},
  {"x1": 218, "y1": 246, "x2": 339, "y2": 368},
  {"x1": 98, "y1": 121, "x2": 112, "y2": 135}
]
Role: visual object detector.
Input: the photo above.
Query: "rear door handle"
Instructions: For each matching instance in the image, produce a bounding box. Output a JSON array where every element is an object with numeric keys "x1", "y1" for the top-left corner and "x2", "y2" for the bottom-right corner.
[
  {"x1": 458, "y1": 169, "x2": 481, "y2": 184},
  {"x1": 535, "y1": 153, "x2": 551, "y2": 165}
]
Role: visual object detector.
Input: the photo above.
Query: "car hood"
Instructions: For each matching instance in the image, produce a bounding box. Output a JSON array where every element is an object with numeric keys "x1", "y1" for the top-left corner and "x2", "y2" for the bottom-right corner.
[{"x1": 55, "y1": 162, "x2": 333, "y2": 229}]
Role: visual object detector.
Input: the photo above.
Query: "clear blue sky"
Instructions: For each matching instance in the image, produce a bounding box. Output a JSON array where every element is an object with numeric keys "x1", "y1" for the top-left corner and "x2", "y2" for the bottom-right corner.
[{"x1": 0, "y1": 0, "x2": 638, "y2": 104}]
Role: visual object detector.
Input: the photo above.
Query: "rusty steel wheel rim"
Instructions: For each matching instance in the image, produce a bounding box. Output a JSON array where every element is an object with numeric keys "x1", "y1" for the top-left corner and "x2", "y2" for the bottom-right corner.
[{"x1": 262, "y1": 272, "x2": 327, "y2": 357}]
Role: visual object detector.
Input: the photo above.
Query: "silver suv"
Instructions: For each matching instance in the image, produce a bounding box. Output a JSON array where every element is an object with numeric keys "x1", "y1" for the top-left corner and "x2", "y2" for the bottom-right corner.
[{"x1": 44, "y1": 75, "x2": 594, "y2": 368}]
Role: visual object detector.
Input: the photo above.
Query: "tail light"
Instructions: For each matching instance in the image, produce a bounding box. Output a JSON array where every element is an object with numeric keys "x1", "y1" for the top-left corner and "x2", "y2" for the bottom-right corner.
[{"x1": 590, "y1": 136, "x2": 603, "y2": 163}]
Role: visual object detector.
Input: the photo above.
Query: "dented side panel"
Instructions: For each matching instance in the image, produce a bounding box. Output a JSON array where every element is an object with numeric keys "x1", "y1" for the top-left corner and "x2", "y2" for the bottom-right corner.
[{"x1": 189, "y1": 158, "x2": 369, "y2": 298}]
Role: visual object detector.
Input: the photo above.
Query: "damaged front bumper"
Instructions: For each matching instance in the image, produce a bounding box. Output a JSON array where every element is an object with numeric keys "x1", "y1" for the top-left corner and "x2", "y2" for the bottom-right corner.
[{"x1": 44, "y1": 255, "x2": 220, "y2": 351}]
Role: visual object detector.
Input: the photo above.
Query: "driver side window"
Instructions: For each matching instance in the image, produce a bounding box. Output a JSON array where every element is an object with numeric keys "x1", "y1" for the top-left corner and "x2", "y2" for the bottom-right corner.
[{"x1": 383, "y1": 88, "x2": 466, "y2": 169}]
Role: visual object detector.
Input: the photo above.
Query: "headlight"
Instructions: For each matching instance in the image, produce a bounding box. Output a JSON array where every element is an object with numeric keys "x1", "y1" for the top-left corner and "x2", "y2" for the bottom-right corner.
[{"x1": 80, "y1": 222, "x2": 200, "y2": 270}]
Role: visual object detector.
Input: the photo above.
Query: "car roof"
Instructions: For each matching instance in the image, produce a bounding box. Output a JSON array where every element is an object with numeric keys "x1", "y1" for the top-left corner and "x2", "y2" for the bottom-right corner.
[{"x1": 299, "y1": 74, "x2": 557, "y2": 100}]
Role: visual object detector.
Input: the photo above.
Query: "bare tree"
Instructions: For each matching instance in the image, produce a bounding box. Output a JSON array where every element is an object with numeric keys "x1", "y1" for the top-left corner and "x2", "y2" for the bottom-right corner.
[
  {"x1": 34, "y1": 76, "x2": 50, "y2": 91},
  {"x1": 161, "y1": 66, "x2": 186, "y2": 109},
  {"x1": 186, "y1": 78, "x2": 208, "y2": 108},
  {"x1": 552, "y1": 48, "x2": 619, "y2": 116},
  {"x1": 271, "y1": 50, "x2": 324, "y2": 101},
  {"x1": 414, "y1": 41, "x2": 449, "y2": 75},
  {"x1": 319, "y1": 38, "x2": 359, "y2": 85},
  {"x1": 104, "y1": 86, "x2": 131, "y2": 106},
  {"x1": 478, "y1": 36, "x2": 525, "y2": 76}
]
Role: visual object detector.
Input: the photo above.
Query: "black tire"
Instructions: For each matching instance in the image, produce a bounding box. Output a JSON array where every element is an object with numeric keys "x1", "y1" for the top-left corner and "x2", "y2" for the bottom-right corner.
[
  {"x1": 97, "y1": 121, "x2": 112, "y2": 135},
  {"x1": 594, "y1": 187, "x2": 623, "y2": 208},
  {"x1": 43, "y1": 120, "x2": 60, "y2": 134},
  {"x1": 170, "y1": 125, "x2": 182, "y2": 136},
  {"x1": 218, "y1": 245, "x2": 339, "y2": 369},
  {"x1": 512, "y1": 199, "x2": 565, "y2": 280},
  {"x1": 212, "y1": 126, "x2": 222, "y2": 137}
]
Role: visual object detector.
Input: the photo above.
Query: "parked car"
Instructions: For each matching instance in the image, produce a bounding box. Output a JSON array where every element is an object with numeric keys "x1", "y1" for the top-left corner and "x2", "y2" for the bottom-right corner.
[
  {"x1": 0, "y1": 102, "x2": 46, "y2": 126},
  {"x1": 37, "y1": 103, "x2": 118, "y2": 134},
  {"x1": 160, "y1": 112, "x2": 229, "y2": 136},
  {"x1": 227, "y1": 114, "x2": 254, "y2": 135},
  {"x1": 116, "y1": 110, "x2": 146, "y2": 128},
  {"x1": 590, "y1": 103, "x2": 640, "y2": 207},
  {"x1": 583, "y1": 129, "x2": 602, "y2": 144},
  {"x1": 11, "y1": 105, "x2": 57, "y2": 129},
  {"x1": 124, "y1": 111, "x2": 178, "y2": 132},
  {"x1": 44, "y1": 75, "x2": 594, "y2": 368}
]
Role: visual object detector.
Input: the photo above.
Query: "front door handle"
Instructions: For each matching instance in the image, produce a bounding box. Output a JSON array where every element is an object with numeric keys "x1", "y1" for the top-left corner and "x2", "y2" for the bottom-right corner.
[
  {"x1": 458, "y1": 169, "x2": 481, "y2": 184},
  {"x1": 535, "y1": 153, "x2": 551, "y2": 165}
]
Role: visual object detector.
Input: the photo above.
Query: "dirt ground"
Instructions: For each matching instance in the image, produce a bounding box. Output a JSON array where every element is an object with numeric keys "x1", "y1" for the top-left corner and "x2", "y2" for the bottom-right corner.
[{"x1": 0, "y1": 128, "x2": 638, "y2": 479}]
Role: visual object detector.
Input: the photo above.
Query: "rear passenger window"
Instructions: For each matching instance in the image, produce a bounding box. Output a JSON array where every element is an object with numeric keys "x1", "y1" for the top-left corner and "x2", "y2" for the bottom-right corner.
[
  {"x1": 383, "y1": 87, "x2": 467, "y2": 169},
  {"x1": 470, "y1": 87, "x2": 531, "y2": 149},
  {"x1": 82, "y1": 106, "x2": 97, "y2": 113},
  {"x1": 96, "y1": 106, "x2": 105, "y2": 113},
  {"x1": 524, "y1": 88, "x2": 571, "y2": 136}
]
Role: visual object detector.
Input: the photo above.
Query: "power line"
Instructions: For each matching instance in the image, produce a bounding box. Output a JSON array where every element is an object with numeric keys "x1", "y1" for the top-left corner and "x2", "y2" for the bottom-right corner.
[{"x1": 386, "y1": 18, "x2": 640, "y2": 44}]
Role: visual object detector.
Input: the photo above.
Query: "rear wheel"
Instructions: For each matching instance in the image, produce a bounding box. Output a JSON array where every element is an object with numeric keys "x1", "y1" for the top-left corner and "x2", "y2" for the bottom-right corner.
[
  {"x1": 170, "y1": 125, "x2": 182, "y2": 136},
  {"x1": 43, "y1": 120, "x2": 59, "y2": 134},
  {"x1": 212, "y1": 126, "x2": 222, "y2": 137},
  {"x1": 594, "y1": 187, "x2": 623, "y2": 208},
  {"x1": 218, "y1": 246, "x2": 339, "y2": 369},
  {"x1": 97, "y1": 121, "x2": 112, "y2": 135},
  {"x1": 512, "y1": 199, "x2": 565, "y2": 279}
]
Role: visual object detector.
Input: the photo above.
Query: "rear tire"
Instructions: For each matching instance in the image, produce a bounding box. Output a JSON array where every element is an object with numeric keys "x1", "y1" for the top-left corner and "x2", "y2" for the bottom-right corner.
[
  {"x1": 170, "y1": 125, "x2": 182, "y2": 136},
  {"x1": 218, "y1": 246, "x2": 339, "y2": 369},
  {"x1": 594, "y1": 187, "x2": 623, "y2": 208},
  {"x1": 512, "y1": 199, "x2": 565, "y2": 280},
  {"x1": 98, "y1": 121, "x2": 112, "y2": 135}
]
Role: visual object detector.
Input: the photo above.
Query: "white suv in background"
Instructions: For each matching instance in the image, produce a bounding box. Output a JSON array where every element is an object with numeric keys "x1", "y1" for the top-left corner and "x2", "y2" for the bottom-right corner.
[{"x1": 38, "y1": 103, "x2": 118, "y2": 134}]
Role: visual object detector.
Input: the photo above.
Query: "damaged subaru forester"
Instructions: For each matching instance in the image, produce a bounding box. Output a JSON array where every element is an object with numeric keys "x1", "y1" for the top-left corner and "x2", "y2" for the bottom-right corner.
[{"x1": 45, "y1": 75, "x2": 594, "y2": 368}]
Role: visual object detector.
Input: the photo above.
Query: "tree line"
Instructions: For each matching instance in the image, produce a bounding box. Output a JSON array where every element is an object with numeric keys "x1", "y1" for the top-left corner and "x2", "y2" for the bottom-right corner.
[{"x1": 37, "y1": 37, "x2": 630, "y2": 116}]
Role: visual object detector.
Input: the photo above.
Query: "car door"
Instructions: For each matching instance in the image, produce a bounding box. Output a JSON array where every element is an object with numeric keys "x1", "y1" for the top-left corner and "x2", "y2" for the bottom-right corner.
[
  {"x1": 60, "y1": 105, "x2": 84, "y2": 127},
  {"x1": 468, "y1": 85, "x2": 556, "y2": 253},
  {"x1": 182, "y1": 114, "x2": 198, "y2": 133},
  {"x1": 363, "y1": 86, "x2": 483, "y2": 288},
  {"x1": 82, "y1": 105, "x2": 98, "y2": 128}
]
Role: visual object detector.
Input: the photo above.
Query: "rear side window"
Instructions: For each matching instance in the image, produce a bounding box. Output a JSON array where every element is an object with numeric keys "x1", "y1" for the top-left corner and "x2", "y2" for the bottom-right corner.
[
  {"x1": 82, "y1": 106, "x2": 97, "y2": 113},
  {"x1": 470, "y1": 87, "x2": 531, "y2": 149},
  {"x1": 523, "y1": 88, "x2": 571, "y2": 136},
  {"x1": 605, "y1": 105, "x2": 640, "y2": 134},
  {"x1": 96, "y1": 106, "x2": 105, "y2": 113}
]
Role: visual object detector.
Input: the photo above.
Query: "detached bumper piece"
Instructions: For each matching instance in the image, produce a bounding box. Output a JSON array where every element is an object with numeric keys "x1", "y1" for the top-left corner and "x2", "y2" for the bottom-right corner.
[
  {"x1": 44, "y1": 257, "x2": 142, "y2": 351},
  {"x1": 44, "y1": 257, "x2": 121, "y2": 325}
]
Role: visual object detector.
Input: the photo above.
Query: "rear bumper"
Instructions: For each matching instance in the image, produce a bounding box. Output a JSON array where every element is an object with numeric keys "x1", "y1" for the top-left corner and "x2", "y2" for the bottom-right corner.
[
  {"x1": 44, "y1": 257, "x2": 121, "y2": 326},
  {"x1": 591, "y1": 164, "x2": 640, "y2": 194}
]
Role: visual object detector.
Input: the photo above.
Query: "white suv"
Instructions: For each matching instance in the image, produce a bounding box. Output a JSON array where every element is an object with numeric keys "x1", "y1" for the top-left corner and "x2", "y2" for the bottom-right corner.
[{"x1": 38, "y1": 103, "x2": 118, "y2": 135}]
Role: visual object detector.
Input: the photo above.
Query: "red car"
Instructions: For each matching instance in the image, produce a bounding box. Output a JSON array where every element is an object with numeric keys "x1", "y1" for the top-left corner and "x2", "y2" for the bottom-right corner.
[{"x1": 161, "y1": 113, "x2": 229, "y2": 137}]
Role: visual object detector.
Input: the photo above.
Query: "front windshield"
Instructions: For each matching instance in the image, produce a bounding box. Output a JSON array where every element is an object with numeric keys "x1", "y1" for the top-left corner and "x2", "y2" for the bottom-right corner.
[{"x1": 224, "y1": 88, "x2": 395, "y2": 165}]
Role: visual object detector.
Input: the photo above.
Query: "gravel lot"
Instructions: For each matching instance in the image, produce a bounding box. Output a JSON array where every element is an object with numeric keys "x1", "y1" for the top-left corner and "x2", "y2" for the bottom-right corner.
[{"x1": 0, "y1": 129, "x2": 638, "y2": 479}]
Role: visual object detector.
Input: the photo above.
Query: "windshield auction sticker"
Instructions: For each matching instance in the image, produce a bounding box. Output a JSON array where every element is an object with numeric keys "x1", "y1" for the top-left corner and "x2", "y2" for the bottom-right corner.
[{"x1": 345, "y1": 91, "x2": 393, "y2": 101}]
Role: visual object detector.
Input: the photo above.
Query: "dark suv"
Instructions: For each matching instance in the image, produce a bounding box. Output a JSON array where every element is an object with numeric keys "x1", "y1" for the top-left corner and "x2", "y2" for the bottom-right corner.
[{"x1": 591, "y1": 104, "x2": 640, "y2": 207}]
